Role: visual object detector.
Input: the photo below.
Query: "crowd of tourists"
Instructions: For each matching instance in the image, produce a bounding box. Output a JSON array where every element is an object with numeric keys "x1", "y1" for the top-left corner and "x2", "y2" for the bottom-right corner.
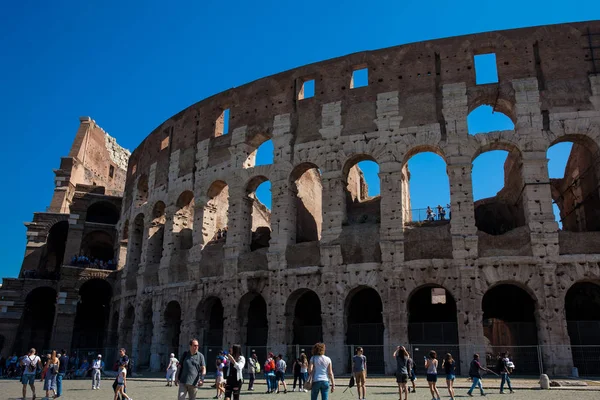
[{"x1": 69, "y1": 255, "x2": 117, "y2": 270}]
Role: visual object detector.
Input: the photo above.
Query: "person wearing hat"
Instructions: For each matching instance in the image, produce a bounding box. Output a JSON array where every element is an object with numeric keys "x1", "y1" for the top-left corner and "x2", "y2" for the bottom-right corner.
[
  {"x1": 166, "y1": 352, "x2": 179, "y2": 387},
  {"x1": 91, "y1": 354, "x2": 104, "y2": 390}
]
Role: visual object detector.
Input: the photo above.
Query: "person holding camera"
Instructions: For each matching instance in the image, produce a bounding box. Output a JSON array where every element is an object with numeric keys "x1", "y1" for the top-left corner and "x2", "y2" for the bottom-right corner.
[{"x1": 224, "y1": 344, "x2": 245, "y2": 400}]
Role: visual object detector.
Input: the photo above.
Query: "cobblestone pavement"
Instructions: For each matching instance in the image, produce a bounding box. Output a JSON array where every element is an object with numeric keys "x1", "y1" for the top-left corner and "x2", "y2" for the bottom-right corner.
[{"x1": 1, "y1": 378, "x2": 599, "y2": 400}]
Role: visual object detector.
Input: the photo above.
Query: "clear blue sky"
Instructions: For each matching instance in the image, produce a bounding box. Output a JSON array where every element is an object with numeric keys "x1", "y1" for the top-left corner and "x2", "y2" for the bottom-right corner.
[{"x1": 1, "y1": 1, "x2": 597, "y2": 279}]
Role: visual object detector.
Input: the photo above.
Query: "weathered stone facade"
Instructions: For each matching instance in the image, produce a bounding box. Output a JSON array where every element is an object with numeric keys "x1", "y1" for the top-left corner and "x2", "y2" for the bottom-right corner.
[{"x1": 2, "y1": 22, "x2": 600, "y2": 377}]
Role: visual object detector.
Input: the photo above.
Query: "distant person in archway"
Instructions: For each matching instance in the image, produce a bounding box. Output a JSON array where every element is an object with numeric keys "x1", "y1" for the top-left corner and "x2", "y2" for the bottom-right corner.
[
  {"x1": 166, "y1": 353, "x2": 179, "y2": 387},
  {"x1": 442, "y1": 353, "x2": 456, "y2": 400},
  {"x1": 352, "y1": 347, "x2": 367, "y2": 400},
  {"x1": 308, "y1": 342, "x2": 335, "y2": 400},
  {"x1": 425, "y1": 350, "x2": 441, "y2": 400},
  {"x1": 394, "y1": 345, "x2": 409, "y2": 400},
  {"x1": 20, "y1": 348, "x2": 42, "y2": 400}
]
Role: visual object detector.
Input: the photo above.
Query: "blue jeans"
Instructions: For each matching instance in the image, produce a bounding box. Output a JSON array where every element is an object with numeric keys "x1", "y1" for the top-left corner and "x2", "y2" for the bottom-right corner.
[
  {"x1": 311, "y1": 380, "x2": 330, "y2": 400},
  {"x1": 468, "y1": 376, "x2": 484, "y2": 395},
  {"x1": 500, "y1": 373, "x2": 512, "y2": 392},
  {"x1": 56, "y1": 373, "x2": 64, "y2": 397}
]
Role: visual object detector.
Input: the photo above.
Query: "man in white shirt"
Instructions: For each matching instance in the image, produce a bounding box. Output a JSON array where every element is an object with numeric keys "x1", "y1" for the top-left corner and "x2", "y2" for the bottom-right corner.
[
  {"x1": 20, "y1": 348, "x2": 42, "y2": 399},
  {"x1": 275, "y1": 354, "x2": 288, "y2": 394},
  {"x1": 91, "y1": 354, "x2": 104, "y2": 390}
]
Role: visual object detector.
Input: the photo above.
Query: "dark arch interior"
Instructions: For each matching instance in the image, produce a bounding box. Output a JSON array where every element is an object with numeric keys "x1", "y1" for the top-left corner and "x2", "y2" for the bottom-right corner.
[
  {"x1": 292, "y1": 291, "x2": 323, "y2": 345},
  {"x1": 565, "y1": 282, "x2": 600, "y2": 375},
  {"x1": 72, "y1": 279, "x2": 112, "y2": 350},
  {"x1": 15, "y1": 287, "x2": 56, "y2": 354},
  {"x1": 246, "y1": 295, "x2": 268, "y2": 345},
  {"x1": 86, "y1": 202, "x2": 120, "y2": 224},
  {"x1": 344, "y1": 159, "x2": 381, "y2": 225},
  {"x1": 346, "y1": 288, "x2": 383, "y2": 344},
  {"x1": 41, "y1": 221, "x2": 69, "y2": 274},
  {"x1": 164, "y1": 302, "x2": 182, "y2": 358},
  {"x1": 203, "y1": 298, "x2": 224, "y2": 347},
  {"x1": 80, "y1": 231, "x2": 115, "y2": 261},
  {"x1": 138, "y1": 301, "x2": 153, "y2": 368},
  {"x1": 408, "y1": 286, "x2": 458, "y2": 344}
]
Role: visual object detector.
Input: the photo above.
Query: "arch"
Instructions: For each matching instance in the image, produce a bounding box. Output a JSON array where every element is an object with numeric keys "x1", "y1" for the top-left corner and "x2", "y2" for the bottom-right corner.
[
  {"x1": 174, "y1": 191, "x2": 195, "y2": 251},
  {"x1": 85, "y1": 201, "x2": 120, "y2": 224},
  {"x1": 467, "y1": 95, "x2": 517, "y2": 126},
  {"x1": 137, "y1": 300, "x2": 154, "y2": 368},
  {"x1": 290, "y1": 163, "x2": 322, "y2": 243},
  {"x1": 126, "y1": 214, "x2": 144, "y2": 291},
  {"x1": 285, "y1": 289, "x2": 323, "y2": 346},
  {"x1": 245, "y1": 176, "x2": 271, "y2": 251},
  {"x1": 482, "y1": 284, "x2": 539, "y2": 374},
  {"x1": 565, "y1": 281, "x2": 600, "y2": 375},
  {"x1": 254, "y1": 139, "x2": 274, "y2": 166},
  {"x1": 80, "y1": 230, "x2": 115, "y2": 263},
  {"x1": 39, "y1": 221, "x2": 69, "y2": 275},
  {"x1": 14, "y1": 286, "x2": 57, "y2": 355},
  {"x1": 244, "y1": 131, "x2": 273, "y2": 168},
  {"x1": 342, "y1": 155, "x2": 381, "y2": 227},
  {"x1": 136, "y1": 175, "x2": 149, "y2": 207},
  {"x1": 203, "y1": 180, "x2": 229, "y2": 246},
  {"x1": 238, "y1": 292, "x2": 268, "y2": 361},
  {"x1": 71, "y1": 279, "x2": 113, "y2": 350},
  {"x1": 163, "y1": 301, "x2": 182, "y2": 359},
  {"x1": 120, "y1": 305, "x2": 135, "y2": 352},
  {"x1": 147, "y1": 201, "x2": 166, "y2": 264},
  {"x1": 467, "y1": 105, "x2": 515, "y2": 135},
  {"x1": 345, "y1": 286, "x2": 384, "y2": 373},
  {"x1": 195, "y1": 297, "x2": 224, "y2": 348}
]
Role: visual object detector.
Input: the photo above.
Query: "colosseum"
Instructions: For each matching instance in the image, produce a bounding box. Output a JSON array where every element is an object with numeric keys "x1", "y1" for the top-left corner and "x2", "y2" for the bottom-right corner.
[{"x1": 1, "y1": 20, "x2": 600, "y2": 377}]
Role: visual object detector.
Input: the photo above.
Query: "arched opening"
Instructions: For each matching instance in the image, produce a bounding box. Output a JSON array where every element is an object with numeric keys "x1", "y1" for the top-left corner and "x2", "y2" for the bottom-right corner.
[
  {"x1": 126, "y1": 214, "x2": 144, "y2": 291},
  {"x1": 482, "y1": 284, "x2": 538, "y2": 374},
  {"x1": 138, "y1": 300, "x2": 154, "y2": 369},
  {"x1": 147, "y1": 202, "x2": 165, "y2": 264},
  {"x1": 174, "y1": 191, "x2": 195, "y2": 251},
  {"x1": 244, "y1": 132, "x2": 273, "y2": 168},
  {"x1": 136, "y1": 175, "x2": 149, "y2": 207},
  {"x1": 566, "y1": 282, "x2": 600, "y2": 376},
  {"x1": 72, "y1": 279, "x2": 112, "y2": 350},
  {"x1": 345, "y1": 287, "x2": 384, "y2": 373},
  {"x1": 548, "y1": 137, "x2": 600, "y2": 233},
  {"x1": 120, "y1": 305, "x2": 135, "y2": 352},
  {"x1": 203, "y1": 181, "x2": 229, "y2": 245},
  {"x1": 408, "y1": 285, "x2": 459, "y2": 373},
  {"x1": 402, "y1": 150, "x2": 452, "y2": 260},
  {"x1": 254, "y1": 139, "x2": 274, "y2": 166},
  {"x1": 290, "y1": 163, "x2": 322, "y2": 243},
  {"x1": 247, "y1": 177, "x2": 271, "y2": 252},
  {"x1": 163, "y1": 301, "x2": 182, "y2": 360},
  {"x1": 39, "y1": 221, "x2": 69, "y2": 276},
  {"x1": 79, "y1": 231, "x2": 115, "y2": 266},
  {"x1": 239, "y1": 293, "x2": 268, "y2": 362},
  {"x1": 196, "y1": 297, "x2": 224, "y2": 369},
  {"x1": 286, "y1": 289, "x2": 323, "y2": 346},
  {"x1": 467, "y1": 105, "x2": 515, "y2": 135},
  {"x1": 85, "y1": 201, "x2": 120, "y2": 224},
  {"x1": 472, "y1": 149, "x2": 528, "y2": 255},
  {"x1": 15, "y1": 287, "x2": 57, "y2": 354}
]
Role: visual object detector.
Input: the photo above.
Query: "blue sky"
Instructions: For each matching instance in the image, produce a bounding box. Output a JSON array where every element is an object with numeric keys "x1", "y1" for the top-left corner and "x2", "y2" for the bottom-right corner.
[{"x1": 1, "y1": 1, "x2": 598, "y2": 279}]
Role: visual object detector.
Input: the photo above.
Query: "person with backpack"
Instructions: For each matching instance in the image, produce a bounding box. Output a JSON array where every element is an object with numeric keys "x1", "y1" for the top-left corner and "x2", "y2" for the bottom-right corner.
[
  {"x1": 264, "y1": 352, "x2": 276, "y2": 393},
  {"x1": 176, "y1": 338, "x2": 206, "y2": 400},
  {"x1": 20, "y1": 348, "x2": 42, "y2": 400},
  {"x1": 467, "y1": 353, "x2": 495, "y2": 397},
  {"x1": 498, "y1": 352, "x2": 514, "y2": 394},
  {"x1": 442, "y1": 353, "x2": 456, "y2": 400},
  {"x1": 246, "y1": 352, "x2": 258, "y2": 391},
  {"x1": 352, "y1": 347, "x2": 367, "y2": 400}
]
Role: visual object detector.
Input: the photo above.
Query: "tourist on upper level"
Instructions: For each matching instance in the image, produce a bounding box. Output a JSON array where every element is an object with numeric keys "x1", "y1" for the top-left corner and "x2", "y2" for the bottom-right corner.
[
  {"x1": 394, "y1": 345, "x2": 409, "y2": 400},
  {"x1": 442, "y1": 353, "x2": 456, "y2": 400},
  {"x1": 43, "y1": 350, "x2": 59, "y2": 399},
  {"x1": 447, "y1": 203, "x2": 451, "y2": 219},
  {"x1": 224, "y1": 344, "x2": 245, "y2": 400},
  {"x1": 352, "y1": 347, "x2": 367, "y2": 400},
  {"x1": 56, "y1": 349, "x2": 69, "y2": 398},
  {"x1": 425, "y1": 350, "x2": 441, "y2": 400},
  {"x1": 437, "y1": 205, "x2": 445, "y2": 220},
  {"x1": 91, "y1": 354, "x2": 104, "y2": 389},
  {"x1": 20, "y1": 348, "x2": 42, "y2": 400},
  {"x1": 166, "y1": 353, "x2": 179, "y2": 387},
  {"x1": 308, "y1": 342, "x2": 335, "y2": 400}
]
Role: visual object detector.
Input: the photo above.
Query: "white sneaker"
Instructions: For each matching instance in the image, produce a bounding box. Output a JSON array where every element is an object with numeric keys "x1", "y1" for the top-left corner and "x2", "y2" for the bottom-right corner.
[{"x1": 292, "y1": 389, "x2": 296, "y2": 392}]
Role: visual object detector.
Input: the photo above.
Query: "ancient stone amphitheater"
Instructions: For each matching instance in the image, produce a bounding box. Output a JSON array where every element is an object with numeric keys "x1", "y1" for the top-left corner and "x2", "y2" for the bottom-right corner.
[{"x1": 1, "y1": 20, "x2": 600, "y2": 376}]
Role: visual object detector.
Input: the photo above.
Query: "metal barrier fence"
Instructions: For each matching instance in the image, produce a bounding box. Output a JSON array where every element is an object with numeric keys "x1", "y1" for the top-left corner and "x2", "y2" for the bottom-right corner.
[{"x1": 409, "y1": 207, "x2": 451, "y2": 223}]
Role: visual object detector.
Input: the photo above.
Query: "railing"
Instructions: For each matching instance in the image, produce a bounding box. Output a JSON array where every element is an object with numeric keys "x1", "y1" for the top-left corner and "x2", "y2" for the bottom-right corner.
[{"x1": 408, "y1": 207, "x2": 451, "y2": 223}]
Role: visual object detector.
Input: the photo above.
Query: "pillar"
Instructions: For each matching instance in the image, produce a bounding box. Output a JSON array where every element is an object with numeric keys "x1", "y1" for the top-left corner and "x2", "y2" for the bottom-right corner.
[
  {"x1": 379, "y1": 161, "x2": 405, "y2": 265},
  {"x1": 447, "y1": 158, "x2": 478, "y2": 259}
]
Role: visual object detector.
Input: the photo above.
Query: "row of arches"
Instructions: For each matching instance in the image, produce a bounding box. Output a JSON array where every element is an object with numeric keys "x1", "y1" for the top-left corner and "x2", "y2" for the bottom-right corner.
[{"x1": 114, "y1": 281, "x2": 600, "y2": 375}]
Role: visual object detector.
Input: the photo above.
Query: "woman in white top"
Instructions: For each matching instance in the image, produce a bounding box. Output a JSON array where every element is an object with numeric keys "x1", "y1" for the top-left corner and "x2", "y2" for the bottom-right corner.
[
  {"x1": 224, "y1": 344, "x2": 245, "y2": 400},
  {"x1": 165, "y1": 353, "x2": 178, "y2": 387},
  {"x1": 308, "y1": 343, "x2": 335, "y2": 400}
]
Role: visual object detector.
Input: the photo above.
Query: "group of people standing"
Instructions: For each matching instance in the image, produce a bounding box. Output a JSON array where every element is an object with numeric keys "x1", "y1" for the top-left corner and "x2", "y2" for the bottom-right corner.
[{"x1": 425, "y1": 204, "x2": 450, "y2": 221}]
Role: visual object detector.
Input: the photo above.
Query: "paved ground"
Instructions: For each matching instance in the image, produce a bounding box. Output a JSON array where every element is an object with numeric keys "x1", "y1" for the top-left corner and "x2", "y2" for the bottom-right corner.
[{"x1": 1, "y1": 377, "x2": 599, "y2": 400}]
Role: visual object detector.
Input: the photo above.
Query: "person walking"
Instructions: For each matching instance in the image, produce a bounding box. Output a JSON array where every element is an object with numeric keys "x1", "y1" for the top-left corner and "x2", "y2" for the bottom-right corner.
[
  {"x1": 175, "y1": 338, "x2": 206, "y2": 400},
  {"x1": 425, "y1": 350, "x2": 441, "y2": 400},
  {"x1": 299, "y1": 353, "x2": 309, "y2": 392},
  {"x1": 246, "y1": 352, "x2": 258, "y2": 391},
  {"x1": 166, "y1": 353, "x2": 179, "y2": 387},
  {"x1": 275, "y1": 354, "x2": 288, "y2": 393},
  {"x1": 442, "y1": 353, "x2": 456, "y2": 400},
  {"x1": 91, "y1": 354, "x2": 104, "y2": 389},
  {"x1": 352, "y1": 347, "x2": 367, "y2": 400},
  {"x1": 308, "y1": 342, "x2": 335, "y2": 400},
  {"x1": 498, "y1": 352, "x2": 514, "y2": 394},
  {"x1": 224, "y1": 344, "x2": 245, "y2": 400},
  {"x1": 56, "y1": 350, "x2": 69, "y2": 398},
  {"x1": 467, "y1": 353, "x2": 495, "y2": 397},
  {"x1": 394, "y1": 345, "x2": 409, "y2": 400},
  {"x1": 20, "y1": 348, "x2": 42, "y2": 400},
  {"x1": 406, "y1": 352, "x2": 417, "y2": 393},
  {"x1": 113, "y1": 363, "x2": 133, "y2": 400},
  {"x1": 43, "y1": 350, "x2": 59, "y2": 399}
]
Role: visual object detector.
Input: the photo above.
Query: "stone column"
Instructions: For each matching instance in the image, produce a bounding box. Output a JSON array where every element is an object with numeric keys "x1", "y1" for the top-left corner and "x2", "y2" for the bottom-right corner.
[
  {"x1": 382, "y1": 278, "x2": 408, "y2": 374},
  {"x1": 456, "y1": 267, "x2": 486, "y2": 374},
  {"x1": 63, "y1": 215, "x2": 84, "y2": 266},
  {"x1": 267, "y1": 180, "x2": 295, "y2": 269},
  {"x1": 319, "y1": 171, "x2": 345, "y2": 268},
  {"x1": 150, "y1": 297, "x2": 162, "y2": 371},
  {"x1": 447, "y1": 158, "x2": 478, "y2": 259},
  {"x1": 520, "y1": 151, "x2": 559, "y2": 257},
  {"x1": 442, "y1": 83, "x2": 469, "y2": 139},
  {"x1": 320, "y1": 279, "x2": 345, "y2": 373},
  {"x1": 379, "y1": 161, "x2": 405, "y2": 265},
  {"x1": 159, "y1": 205, "x2": 177, "y2": 285},
  {"x1": 51, "y1": 290, "x2": 78, "y2": 352}
]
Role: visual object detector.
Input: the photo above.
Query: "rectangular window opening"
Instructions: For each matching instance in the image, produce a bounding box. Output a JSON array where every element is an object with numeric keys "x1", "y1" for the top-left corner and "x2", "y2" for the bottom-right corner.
[
  {"x1": 298, "y1": 79, "x2": 315, "y2": 100},
  {"x1": 431, "y1": 288, "x2": 447, "y2": 304},
  {"x1": 160, "y1": 136, "x2": 170, "y2": 151},
  {"x1": 474, "y1": 53, "x2": 498, "y2": 84},
  {"x1": 215, "y1": 108, "x2": 230, "y2": 136},
  {"x1": 109, "y1": 165, "x2": 115, "y2": 178},
  {"x1": 351, "y1": 67, "x2": 368, "y2": 88}
]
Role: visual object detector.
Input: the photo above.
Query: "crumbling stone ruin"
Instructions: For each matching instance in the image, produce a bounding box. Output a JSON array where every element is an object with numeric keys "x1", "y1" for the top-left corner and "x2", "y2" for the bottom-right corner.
[{"x1": 1, "y1": 21, "x2": 600, "y2": 376}]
